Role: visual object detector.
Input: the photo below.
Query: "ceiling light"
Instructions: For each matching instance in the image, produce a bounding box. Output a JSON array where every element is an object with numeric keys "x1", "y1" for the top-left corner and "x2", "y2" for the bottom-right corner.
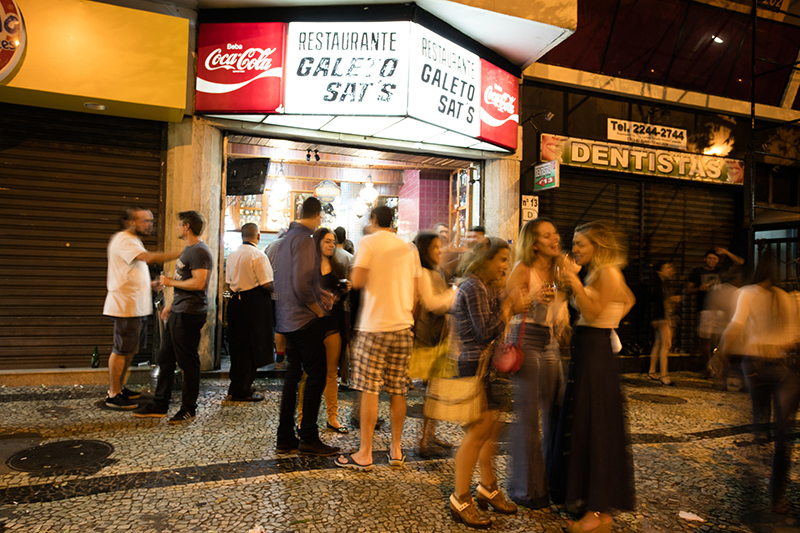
[
  {"x1": 712, "y1": 35, "x2": 723, "y2": 44},
  {"x1": 358, "y1": 174, "x2": 379, "y2": 205},
  {"x1": 306, "y1": 148, "x2": 311, "y2": 162},
  {"x1": 84, "y1": 102, "x2": 107, "y2": 111},
  {"x1": 314, "y1": 149, "x2": 320, "y2": 162}
]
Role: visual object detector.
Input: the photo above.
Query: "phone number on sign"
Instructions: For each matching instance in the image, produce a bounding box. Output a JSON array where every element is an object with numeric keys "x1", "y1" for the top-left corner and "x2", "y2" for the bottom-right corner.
[{"x1": 607, "y1": 119, "x2": 687, "y2": 150}]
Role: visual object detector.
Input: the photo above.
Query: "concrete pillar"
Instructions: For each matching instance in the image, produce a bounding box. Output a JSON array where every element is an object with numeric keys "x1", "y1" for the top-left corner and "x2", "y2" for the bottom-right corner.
[
  {"x1": 483, "y1": 128, "x2": 523, "y2": 245},
  {"x1": 163, "y1": 116, "x2": 223, "y2": 371}
]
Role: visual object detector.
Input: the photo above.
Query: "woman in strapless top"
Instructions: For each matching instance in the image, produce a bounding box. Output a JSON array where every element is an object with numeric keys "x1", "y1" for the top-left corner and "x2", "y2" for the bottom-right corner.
[{"x1": 548, "y1": 221, "x2": 636, "y2": 533}]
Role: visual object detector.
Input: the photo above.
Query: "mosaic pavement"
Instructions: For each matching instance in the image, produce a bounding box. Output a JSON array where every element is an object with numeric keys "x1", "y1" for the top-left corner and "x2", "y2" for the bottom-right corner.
[{"x1": 0, "y1": 371, "x2": 798, "y2": 533}]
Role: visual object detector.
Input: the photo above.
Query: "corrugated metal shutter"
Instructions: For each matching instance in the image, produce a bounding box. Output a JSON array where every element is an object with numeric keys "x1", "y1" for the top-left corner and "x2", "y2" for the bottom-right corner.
[
  {"x1": 0, "y1": 103, "x2": 165, "y2": 370},
  {"x1": 538, "y1": 168, "x2": 739, "y2": 353}
]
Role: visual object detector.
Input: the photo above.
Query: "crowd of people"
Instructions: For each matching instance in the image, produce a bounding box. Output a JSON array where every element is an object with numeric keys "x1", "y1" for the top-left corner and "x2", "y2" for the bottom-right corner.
[{"x1": 101, "y1": 202, "x2": 800, "y2": 531}]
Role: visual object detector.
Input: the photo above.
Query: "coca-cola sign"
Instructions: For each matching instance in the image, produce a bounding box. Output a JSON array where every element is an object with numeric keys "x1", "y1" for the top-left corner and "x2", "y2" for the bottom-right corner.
[
  {"x1": 479, "y1": 59, "x2": 519, "y2": 151},
  {"x1": 196, "y1": 23, "x2": 286, "y2": 113},
  {"x1": 0, "y1": 0, "x2": 25, "y2": 83}
]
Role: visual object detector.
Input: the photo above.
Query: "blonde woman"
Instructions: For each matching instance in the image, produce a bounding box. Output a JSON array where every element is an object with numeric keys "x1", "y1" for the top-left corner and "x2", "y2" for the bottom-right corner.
[
  {"x1": 504, "y1": 218, "x2": 568, "y2": 509},
  {"x1": 448, "y1": 238, "x2": 530, "y2": 528},
  {"x1": 549, "y1": 221, "x2": 635, "y2": 533}
]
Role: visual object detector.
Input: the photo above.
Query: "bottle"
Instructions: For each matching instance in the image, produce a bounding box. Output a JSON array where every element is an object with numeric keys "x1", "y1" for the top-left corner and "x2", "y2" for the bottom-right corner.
[{"x1": 91, "y1": 346, "x2": 100, "y2": 368}]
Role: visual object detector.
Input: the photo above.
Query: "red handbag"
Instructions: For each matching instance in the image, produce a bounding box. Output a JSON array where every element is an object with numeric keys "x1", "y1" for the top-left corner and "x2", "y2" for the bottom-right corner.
[{"x1": 492, "y1": 314, "x2": 526, "y2": 373}]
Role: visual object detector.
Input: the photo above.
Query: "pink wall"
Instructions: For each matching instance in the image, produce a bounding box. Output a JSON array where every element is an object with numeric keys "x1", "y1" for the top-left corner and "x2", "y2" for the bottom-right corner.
[
  {"x1": 397, "y1": 169, "x2": 420, "y2": 238},
  {"x1": 419, "y1": 178, "x2": 450, "y2": 232}
]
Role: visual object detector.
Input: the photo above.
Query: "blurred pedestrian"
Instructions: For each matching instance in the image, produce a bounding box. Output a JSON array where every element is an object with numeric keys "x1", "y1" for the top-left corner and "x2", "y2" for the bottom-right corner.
[
  {"x1": 134, "y1": 211, "x2": 213, "y2": 424},
  {"x1": 412, "y1": 231, "x2": 456, "y2": 457},
  {"x1": 266, "y1": 229, "x2": 287, "y2": 369},
  {"x1": 648, "y1": 261, "x2": 680, "y2": 386},
  {"x1": 225, "y1": 222, "x2": 273, "y2": 401},
  {"x1": 448, "y1": 238, "x2": 530, "y2": 528},
  {"x1": 103, "y1": 207, "x2": 179, "y2": 409},
  {"x1": 717, "y1": 253, "x2": 800, "y2": 513},
  {"x1": 336, "y1": 206, "x2": 418, "y2": 471},
  {"x1": 504, "y1": 218, "x2": 568, "y2": 509},
  {"x1": 297, "y1": 228, "x2": 350, "y2": 433},
  {"x1": 274, "y1": 197, "x2": 340, "y2": 457},
  {"x1": 549, "y1": 221, "x2": 635, "y2": 533}
]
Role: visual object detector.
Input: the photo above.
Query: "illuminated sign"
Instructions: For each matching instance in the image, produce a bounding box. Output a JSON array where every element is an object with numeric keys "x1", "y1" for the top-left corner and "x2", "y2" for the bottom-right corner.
[
  {"x1": 313, "y1": 179, "x2": 341, "y2": 203},
  {"x1": 479, "y1": 59, "x2": 518, "y2": 151},
  {"x1": 540, "y1": 134, "x2": 744, "y2": 185},
  {"x1": 533, "y1": 160, "x2": 560, "y2": 191},
  {"x1": 284, "y1": 22, "x2": 409, "y2": 115},
  {"x1": 0, "y1": 0, "x2": 25, "y2": 83},
  {"x1": 407, "y1": 23, "x2": 480, "y2": 138},
  {"x1": 196, "y1": 23, "x2": 286, "y2": 113}
]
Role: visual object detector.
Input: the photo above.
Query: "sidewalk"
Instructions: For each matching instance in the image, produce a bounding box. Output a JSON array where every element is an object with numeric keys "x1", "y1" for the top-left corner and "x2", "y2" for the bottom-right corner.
[{"x1": 0, "y1": 371, "x2": 797, "y2": 532}]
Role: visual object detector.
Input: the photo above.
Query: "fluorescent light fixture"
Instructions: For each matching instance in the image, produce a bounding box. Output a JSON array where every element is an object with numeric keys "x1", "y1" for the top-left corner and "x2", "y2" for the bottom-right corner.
[
  {"x1": 321, "y1": 116, "x2": 404, "y2": 136},
  {"x1": 424, "y1": 130, "x2": 481, "y2": 148},
  {"x1": 712, "y1": 35, "x2": 723, "y2": 44},
  {"x1": 264, "y1": 114, "x2": 335, "y2": 130},
  {"x1": 207, "y1": 114, "x2": 266, "y2": 123},
  {"x1": 84, "y1": 102, "x2": 107, "y2": 111},
  {"x1": 374, "y1": 117, "x2": 447, "y2": 142}
]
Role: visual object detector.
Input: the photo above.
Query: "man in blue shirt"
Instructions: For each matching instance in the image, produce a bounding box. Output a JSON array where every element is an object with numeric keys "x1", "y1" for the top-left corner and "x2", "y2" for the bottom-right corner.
[{"x1": 274, "y1": 197, "x2": 340, "y2": 456}]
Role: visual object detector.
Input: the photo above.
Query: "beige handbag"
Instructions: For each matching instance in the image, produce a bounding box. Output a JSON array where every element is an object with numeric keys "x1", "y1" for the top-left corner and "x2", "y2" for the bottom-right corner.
[{"x1": 423, "y1": 349, "x2": 490, "y2": 425}]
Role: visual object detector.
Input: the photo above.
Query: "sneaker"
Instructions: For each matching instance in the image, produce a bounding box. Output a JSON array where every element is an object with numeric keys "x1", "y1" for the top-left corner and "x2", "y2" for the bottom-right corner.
[
  {"x1": 274, "y1": 361, "x2": 288, "y2": 370},
  {"x1": 298, "y1": 440, "x2": 340, "y2": 457},
  {"x1": 105, "y1": 393, "x2": 138, "y2": 410},
  {"x1": 121, "y1": 387, "x2": 142, "y2": 400},
  {"x1": 168, "y1": 409, "x2": 196, "y2": 424},
  {"x1": 133, "y1": 403, "x2": 168, "y2": 418}
]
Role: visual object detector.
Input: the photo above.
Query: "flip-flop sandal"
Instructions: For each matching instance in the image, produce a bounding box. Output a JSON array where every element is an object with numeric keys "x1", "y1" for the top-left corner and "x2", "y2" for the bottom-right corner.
[
  {"x1": 647, "y1": 373, "x2": 659, "y2": 381},
  {"x1": 335, "y1": 454, "x2": 374, "y2": 472},
  {"x1": 388, "y1": 453, "x2": 406, "y2": 467}
]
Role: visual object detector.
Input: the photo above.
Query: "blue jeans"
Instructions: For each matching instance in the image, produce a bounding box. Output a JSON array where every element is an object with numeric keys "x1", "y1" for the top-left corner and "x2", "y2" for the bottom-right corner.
[{"x1": 742, "y1": 356, "x2": 800, "y2": 503}]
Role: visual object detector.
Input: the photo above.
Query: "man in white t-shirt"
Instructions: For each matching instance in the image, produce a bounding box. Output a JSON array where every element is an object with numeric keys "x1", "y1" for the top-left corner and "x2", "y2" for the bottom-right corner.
[
  {"x1": 103, "y1": 207, "x2": 180, "y2": 410},
  {"x1": 225, "y1": 223, "x2": 274, "y2": 401},
  {"x1": 336, "y1": 206, "x2": 420, "y2": 471}
]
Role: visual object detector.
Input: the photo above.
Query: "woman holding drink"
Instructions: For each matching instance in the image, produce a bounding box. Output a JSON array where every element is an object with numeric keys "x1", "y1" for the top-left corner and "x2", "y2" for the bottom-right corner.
[
  {"x1": 548, "y1": 221, "x2": 635, "y2": 533},
  {"x1": 504, "y1": 218, "x2": 569, "y2": 509}
]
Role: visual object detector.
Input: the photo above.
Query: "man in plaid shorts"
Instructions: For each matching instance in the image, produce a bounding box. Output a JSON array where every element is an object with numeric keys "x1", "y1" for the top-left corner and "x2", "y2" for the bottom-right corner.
[{"x1": 335, "y1": 206, "x2": 420, "y2": 471}]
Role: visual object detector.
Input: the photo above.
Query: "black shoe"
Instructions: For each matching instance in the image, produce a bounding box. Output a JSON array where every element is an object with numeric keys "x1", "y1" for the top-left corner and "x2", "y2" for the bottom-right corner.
[
  {"x1": 298, "y1": 440, "x2": 340, "y2": 456},
  {"x1": 121, "y1": 387, "x2": 142, "y2": 400},
  {"x1": 276, "y1": 438, "x2": 300, "y2": 454},
  {"x1": 105, "y1": 393, "x2": 138, "y2": 410},
  {"x1": 168, "y1": 409, "x2": 196, "y2": 424},
  {"x1": 228, "y1": 392, "x2": 264, "y2": 402},
  {"x1": 133, "y1": 403, "x2": 167, "y2": 418}
]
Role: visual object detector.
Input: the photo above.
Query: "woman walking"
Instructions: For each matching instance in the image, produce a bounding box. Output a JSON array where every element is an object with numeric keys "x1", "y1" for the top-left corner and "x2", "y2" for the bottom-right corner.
[
  {"x1": 412, "y1": 231, "x2": 456, "y2": 457},
  {"x1": 549, "y1": 221, "x2": 635, "y2": 533},
  {"x1": 504, "y1": 218, "x2": 568, "y2": 509},
  {"x1": 448, "y1": 238, "x2": 530, "y2": 529},
  {"x1": 648, "y1": 261, "x2": 679, "y2": 386}
]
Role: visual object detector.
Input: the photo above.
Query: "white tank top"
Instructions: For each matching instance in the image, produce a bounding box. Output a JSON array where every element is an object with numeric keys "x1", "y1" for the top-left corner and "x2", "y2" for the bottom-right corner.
[{"x1": 575, "y1": 286, "x2": 625, "y2": 329}]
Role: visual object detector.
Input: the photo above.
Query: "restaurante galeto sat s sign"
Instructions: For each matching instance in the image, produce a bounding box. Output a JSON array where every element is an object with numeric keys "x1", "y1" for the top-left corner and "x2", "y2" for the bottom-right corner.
[{"x1": 195, "y1": 21, "x2": 520, "y2": 151}]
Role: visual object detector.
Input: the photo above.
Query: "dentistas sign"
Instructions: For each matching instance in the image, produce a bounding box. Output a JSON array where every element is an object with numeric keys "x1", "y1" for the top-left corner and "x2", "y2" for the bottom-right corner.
[
  {"x1": 284, "y1": 21, "x2": 409, "y2": 115},
  {"x1": 540, "y1": 134, "x2": 744, "y2": 185}
]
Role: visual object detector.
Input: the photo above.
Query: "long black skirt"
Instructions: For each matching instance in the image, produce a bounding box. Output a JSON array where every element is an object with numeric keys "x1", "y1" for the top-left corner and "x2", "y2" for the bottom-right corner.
[{"x1": 547, "y1": 326, "x2": 635, "y2": 513}]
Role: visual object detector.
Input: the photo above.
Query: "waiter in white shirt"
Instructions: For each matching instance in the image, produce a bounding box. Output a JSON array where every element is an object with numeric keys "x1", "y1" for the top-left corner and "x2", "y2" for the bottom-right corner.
[{"x1": 225, "y1": 223, "x2": 274, "y2": 401}]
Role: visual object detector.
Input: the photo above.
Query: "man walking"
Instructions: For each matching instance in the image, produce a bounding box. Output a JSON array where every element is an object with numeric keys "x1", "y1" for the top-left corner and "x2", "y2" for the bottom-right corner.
[
  {"x1": 275, "y1": 197, "x2": 340, "y2": 456},
  {"x1": 225, "y1": 222, "x2": 273, "y2": 401},
  {"x1": 134, "y1": 210, "x2": 213, "y2": 423},
  {"x1": 103, "y1": 207, "x2": 179, "y2": 410},
  {"x1": 336, "y1": 206, "x2": 419, "y2": 470}
]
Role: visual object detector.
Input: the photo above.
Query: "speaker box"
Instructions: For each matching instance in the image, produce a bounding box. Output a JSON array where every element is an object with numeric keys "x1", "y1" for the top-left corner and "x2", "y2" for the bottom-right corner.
[{"x1": 226, "y1": 158, "x2": 270, "y2": 195}]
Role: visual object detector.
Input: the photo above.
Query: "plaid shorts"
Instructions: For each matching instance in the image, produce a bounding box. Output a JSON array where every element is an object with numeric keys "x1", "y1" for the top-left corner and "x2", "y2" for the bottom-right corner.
[{"x1": 351, "y1": 328, "x2": 413, "y2": 396}]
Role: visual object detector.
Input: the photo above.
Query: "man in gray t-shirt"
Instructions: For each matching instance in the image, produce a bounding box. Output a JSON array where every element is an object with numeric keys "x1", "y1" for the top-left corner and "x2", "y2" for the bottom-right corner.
[{"x1": 134, "y1": 210, "x2": 213, "y2": 423}]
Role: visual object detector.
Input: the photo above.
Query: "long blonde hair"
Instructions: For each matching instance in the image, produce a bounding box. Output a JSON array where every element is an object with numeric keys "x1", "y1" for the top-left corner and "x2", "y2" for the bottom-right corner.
[
  {"x1": 575, "y1": 221, "x2": 627, "y2": 282},
  {"x1": 516, "y1": 218, "x2": 559, "y2": 269}
]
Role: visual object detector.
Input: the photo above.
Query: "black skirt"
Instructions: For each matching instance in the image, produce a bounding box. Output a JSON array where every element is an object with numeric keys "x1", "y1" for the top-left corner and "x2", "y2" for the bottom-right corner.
[{"x1": 547, "y1": 326, "x2": 635, "y2": 513}]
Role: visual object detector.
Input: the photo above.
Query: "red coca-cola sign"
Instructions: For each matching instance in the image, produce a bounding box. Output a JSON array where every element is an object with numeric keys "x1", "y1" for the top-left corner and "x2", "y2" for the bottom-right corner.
[
  {"x1": 196, "y1": 23, "x2": 286, "y2": 113},
  {"x1": 0, "y1": 0, "x2": 25, "y2": 83},
  {"x1": 478, "y1": 59, "x2": 519, "y2": 151}
]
